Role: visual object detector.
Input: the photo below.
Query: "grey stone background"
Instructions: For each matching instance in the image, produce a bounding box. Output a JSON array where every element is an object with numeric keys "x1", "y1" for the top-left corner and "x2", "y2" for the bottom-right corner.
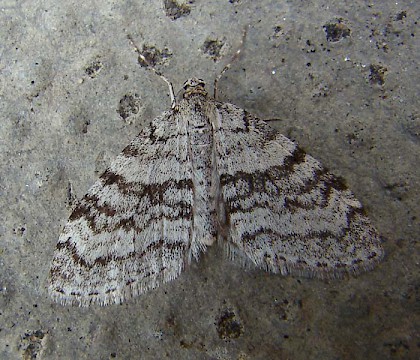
[{"x1": 0, "y1": 0, "x2": 418, "y2": 359}]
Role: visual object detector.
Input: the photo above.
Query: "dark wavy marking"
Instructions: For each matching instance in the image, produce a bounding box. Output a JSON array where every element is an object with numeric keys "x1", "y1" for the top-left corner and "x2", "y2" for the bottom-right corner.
[
  {"x1": 68, "y1": 174, "x2": 193, "y2": 233},
  {"x1": 53, "y1": 238, "x2": 186, "y2": 270}
]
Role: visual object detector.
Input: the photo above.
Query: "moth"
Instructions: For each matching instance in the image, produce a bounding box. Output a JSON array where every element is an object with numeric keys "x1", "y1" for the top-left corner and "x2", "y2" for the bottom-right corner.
[{"x1": 49, "y1": 46, "x2": 383, "y2": 306}]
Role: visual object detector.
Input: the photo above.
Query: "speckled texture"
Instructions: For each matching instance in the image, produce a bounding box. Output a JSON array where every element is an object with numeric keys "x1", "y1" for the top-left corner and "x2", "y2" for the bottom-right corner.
[{"x1": 0, "y1": 1, "x2": 418, "y2": 359}]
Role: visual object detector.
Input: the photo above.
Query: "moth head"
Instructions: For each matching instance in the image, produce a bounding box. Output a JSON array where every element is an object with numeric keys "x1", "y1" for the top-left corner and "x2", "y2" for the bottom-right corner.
[{"x1": 182, "y1": 78, "x2": 208, "y2": 98}]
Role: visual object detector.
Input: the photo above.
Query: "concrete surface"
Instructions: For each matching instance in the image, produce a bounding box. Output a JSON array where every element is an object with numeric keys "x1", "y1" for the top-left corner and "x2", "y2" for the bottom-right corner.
[{"x1": 0, "y1": 0, "x2": 418, "y2": 359}]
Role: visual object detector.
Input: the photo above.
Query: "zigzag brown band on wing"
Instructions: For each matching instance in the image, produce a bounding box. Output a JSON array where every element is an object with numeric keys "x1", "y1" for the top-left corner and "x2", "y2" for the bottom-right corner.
[
  {"x1": 238, "y1": 206, "x2": 362, "y2": 242},
  {"x1": 219, "y1": 146, "x2": 306, "y2": 188},
  {"x1": 220, "y1": 146, "x2": 351, "y2": 214},
  {"x1": 232, "y1": 211, "x2": 382, "y2": 275},
  {"x1": 68, "y1": 174, "x2": 194, "y2": 234},
  {"x1": 99, "y1": 169, "x2": 194, "y2": 199},
  {"x1": 51, "y1": 238, "x2": 187, "y2": 270}
]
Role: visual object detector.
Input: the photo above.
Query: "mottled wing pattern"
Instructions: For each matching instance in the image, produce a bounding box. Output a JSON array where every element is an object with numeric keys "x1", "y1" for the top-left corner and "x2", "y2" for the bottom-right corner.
[
  {"x1": 212, "y1": 101, "x2": 384, "y2": 278},
  {"x1": 49, "y1": 111, "x2": 195, "y2": 306}
]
